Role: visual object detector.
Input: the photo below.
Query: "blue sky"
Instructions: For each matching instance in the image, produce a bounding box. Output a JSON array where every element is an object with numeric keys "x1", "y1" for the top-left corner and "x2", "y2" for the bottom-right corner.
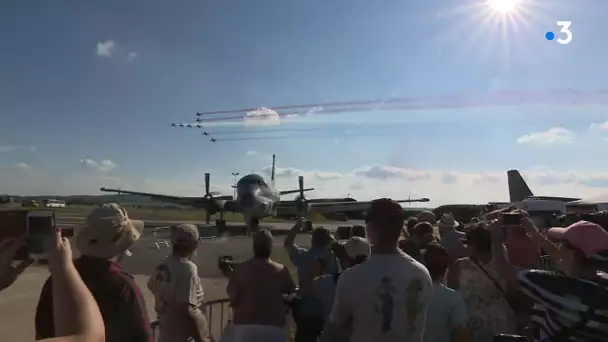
[{"x1": 1, "y1": 0, "x2": 608, "y2": 204}]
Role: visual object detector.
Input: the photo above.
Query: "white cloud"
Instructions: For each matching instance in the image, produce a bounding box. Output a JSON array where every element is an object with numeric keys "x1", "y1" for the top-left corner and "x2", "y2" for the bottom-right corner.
[
  {"x1": 246, "y1": 150, "x2": 258, "y2": 156},
  {"x1": 261, "y1": 166, "x2": 342, "y2": 181},
  {"x1": 516, "y1": 127, "x2": 574, "y2": 145},
  {"x1": 352, "y1": 164, "x2": 432, "y2": 181},
  {"x1": 590, "y1": 121, "x2": 608, "y2": 131},
  {"x1": 126, "y1": 52, "x2": 138, "y2": 62},
  {"x1": 13, "y1": 162, "x2": 30, "y2": 170},
  {"x1": 0, "y1": 145, "x2": 37, "y2": 152},
  {"x1": 244, "y1": 107, "x2": 281, "y2": 126},
  {"x1": 1, "y1": 162, "x2": 30, "y2": 170},
  {"x1": 96, "y1": 40, "x2": 116, "y2": 58},
  {"x1": 9, "y1": 162, "x2": 608, "y2": 206},
  {"x1": 441, "y1": 173, "x2": 458, "y2": 184},
  {"x1": 80, "y1": 158, "x2": 116, "y2": 172}
]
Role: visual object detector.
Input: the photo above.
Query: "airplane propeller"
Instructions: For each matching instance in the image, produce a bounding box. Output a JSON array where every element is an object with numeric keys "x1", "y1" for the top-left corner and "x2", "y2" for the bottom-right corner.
[
  {"x1": 295, "y1": 176, "x2": 310, "y2": 218},
  {"x1": 201, "y1": 173, "x2": 232, "y2": 224}
]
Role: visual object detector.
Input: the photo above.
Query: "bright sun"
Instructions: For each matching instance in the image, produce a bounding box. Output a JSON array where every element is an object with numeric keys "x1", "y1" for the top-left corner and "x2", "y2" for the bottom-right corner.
[{"x1": 487, "y1": 0, "x2": 520, "y2": 13}]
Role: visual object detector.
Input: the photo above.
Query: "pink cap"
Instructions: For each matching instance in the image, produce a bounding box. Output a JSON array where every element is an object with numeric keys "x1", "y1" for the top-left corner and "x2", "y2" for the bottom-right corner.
[{"x1": 548, "y1": 221, "x2": 608, "y2": 257}]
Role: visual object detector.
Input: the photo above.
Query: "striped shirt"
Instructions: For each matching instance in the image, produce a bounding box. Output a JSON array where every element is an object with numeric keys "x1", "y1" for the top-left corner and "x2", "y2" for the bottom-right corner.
[{"x1": 517, "y1": 269, "x2": 608, "y2": 341}]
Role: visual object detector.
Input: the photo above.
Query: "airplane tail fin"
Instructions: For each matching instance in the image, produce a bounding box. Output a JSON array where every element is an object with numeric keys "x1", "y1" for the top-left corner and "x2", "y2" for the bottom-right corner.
[
  {"x1": 271, "y1": 154, "x2": 276, "y2": 187},
  {"x1": 507, "y1": 170, "x2": 533, "y2": 202}
]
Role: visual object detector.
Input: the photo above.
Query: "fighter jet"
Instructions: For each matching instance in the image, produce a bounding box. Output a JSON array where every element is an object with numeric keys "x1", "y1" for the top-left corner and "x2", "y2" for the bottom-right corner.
[
  {"x1": 186, "y1": 124, "x2": 193, "y2": 128},
  {"x1": 202, "y1": 132, "x2": 209, "y2": 136},
  {"x1": 195, "y1": 124, "x2": 202, "y2": 128},
  {"x1": 196, "y1": 112, "x2": 202, "y2": 116},
  {"x1": 100, "y1": 155, "x2": 430, "y2": 234},
  {"x1": 178, "y1": 123, "x2": 185, "y2": 127},
  {"x1": 196, "y1": 117, "x2": 202, "y2": 123},
  {"x1": 170, "y1": 123, "x2": 177, "y2": 127},
  {"x1": 210, "y1": 138, "x2": 217, "y2": 143}
]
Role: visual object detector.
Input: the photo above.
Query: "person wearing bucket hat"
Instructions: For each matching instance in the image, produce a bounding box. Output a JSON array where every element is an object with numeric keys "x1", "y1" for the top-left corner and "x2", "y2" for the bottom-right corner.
[
  {"x1": 489, "y1": 214, "x2": 608, "y2": 341},
  {"x1": 147, "y1": 224, "x2": 212, "y2": 342},
  {"x1": 35, "y1": 203, "x2": 153, "y2": 342},
  {"x1": 437, "y1": 213, "x2": 466, "y2": 260}
]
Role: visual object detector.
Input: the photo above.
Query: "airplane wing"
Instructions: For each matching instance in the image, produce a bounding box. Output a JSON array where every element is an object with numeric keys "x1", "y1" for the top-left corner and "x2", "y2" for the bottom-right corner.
[
  {"x1": 99, "y1": 187, "x2": 235, "y2": 209},
  {"x1": 308, "y1": 198, "x2": 430, "y2": 214},
  {"x1": 279, "y1": 188, "x2": 314, "y2": 196}
]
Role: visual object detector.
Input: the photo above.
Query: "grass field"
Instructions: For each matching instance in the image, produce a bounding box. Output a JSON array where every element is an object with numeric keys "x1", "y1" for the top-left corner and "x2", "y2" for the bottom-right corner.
[{"x1": 54, "y1": 205, "x2": 328, "y2": 222}]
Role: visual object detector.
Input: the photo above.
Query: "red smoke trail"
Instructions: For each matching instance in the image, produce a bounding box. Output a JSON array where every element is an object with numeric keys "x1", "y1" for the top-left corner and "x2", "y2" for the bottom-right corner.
[{"x1": 194, "y1": 89, "x2": 608, "y2": 117}]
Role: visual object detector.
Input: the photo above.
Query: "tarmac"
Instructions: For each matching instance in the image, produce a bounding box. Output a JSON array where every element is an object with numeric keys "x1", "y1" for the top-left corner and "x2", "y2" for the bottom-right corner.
[{"x1": 0, "y1": 212, "x2": 365, "y2": 341}]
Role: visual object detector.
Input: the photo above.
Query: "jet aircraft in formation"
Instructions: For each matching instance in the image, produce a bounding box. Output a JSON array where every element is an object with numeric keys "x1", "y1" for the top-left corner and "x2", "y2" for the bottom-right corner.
[{"x1": 100, "y1": 155, "x2": 430, "y2": 234}]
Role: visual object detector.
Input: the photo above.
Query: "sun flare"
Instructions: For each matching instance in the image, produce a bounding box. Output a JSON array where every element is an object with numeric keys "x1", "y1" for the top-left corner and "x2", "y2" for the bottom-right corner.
[{"x1": 487, "y1": 0, "x2": 521, "y2": 13}]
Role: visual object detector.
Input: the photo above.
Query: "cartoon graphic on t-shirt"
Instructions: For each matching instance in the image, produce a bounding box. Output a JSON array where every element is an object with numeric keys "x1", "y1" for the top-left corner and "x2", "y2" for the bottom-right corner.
[
  {"x1": 405, "y1": 278, "x2": 424, "y2": 332},
  {"x1": 375, "y1": 276, "x2": 396, "y2": 332},
  {"x1": 154, "y1": 264, "x2": 172, "y2": 314}
]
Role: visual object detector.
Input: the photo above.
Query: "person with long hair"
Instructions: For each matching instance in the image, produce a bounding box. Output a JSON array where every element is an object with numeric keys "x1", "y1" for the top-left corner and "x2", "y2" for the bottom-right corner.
[{"x1": 446, "y1": 223, "x2": 517, "y2": 341}]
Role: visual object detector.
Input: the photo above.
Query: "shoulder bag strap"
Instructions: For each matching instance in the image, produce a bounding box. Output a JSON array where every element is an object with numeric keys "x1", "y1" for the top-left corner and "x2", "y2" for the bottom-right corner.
[{"x1": 470, "y1": 257, "x2": 506, "y2": 294}]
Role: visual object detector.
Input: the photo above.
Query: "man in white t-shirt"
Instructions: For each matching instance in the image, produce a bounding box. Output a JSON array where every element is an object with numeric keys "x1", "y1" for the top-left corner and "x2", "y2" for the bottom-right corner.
[
  {"x1": 147, "y1": 224, "x2": 211, "y2": 342},
  {"x1": 322, "y1": 198, "x2": 433, "y2": 342}
]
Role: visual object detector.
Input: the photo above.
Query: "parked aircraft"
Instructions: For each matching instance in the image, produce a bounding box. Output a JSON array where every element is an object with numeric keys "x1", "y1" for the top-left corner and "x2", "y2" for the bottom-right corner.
[
  {"x1": 507, "y1": 170, "x2": 580, "y2": 203},
  {"x1": 203, "y1": 132, "x2": 209, "y2": 136},
  {"x1": 170, "y1": 123, "x2": 177, "y2": 127},
  {"x1": 210, "y1": 138, "x2": 217, "y2": 143},
  {"x1": 100, "y1": 155, "x2": 430, "y2": 234}
]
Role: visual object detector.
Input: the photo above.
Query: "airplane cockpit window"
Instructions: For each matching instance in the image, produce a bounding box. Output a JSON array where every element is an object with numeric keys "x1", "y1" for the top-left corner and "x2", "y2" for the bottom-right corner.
[{"x1": 236, "y1": 174, "x2": 268, "y2": 188}]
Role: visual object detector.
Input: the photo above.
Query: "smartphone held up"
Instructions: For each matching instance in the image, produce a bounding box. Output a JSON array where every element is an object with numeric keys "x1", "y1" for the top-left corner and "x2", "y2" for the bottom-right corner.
[
  {"x1": 0, "y1": 208, "x2": 70, "y2": 261},
  {"x1": 502, "y1": 212, "x2": 522, "y2": 226}
]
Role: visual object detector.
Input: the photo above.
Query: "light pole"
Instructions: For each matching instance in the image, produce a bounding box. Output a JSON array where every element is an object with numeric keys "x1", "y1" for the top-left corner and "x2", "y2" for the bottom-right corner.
[
  {"x1": 231, "y1": 172, "x2": 240, "y2": 198},
  {"x1": 231, "y1": 172, "x2": 240, "y2": 220}
]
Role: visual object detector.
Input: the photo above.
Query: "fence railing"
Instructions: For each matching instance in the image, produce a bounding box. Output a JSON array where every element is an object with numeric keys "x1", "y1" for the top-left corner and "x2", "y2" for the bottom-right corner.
[
  {"x1": 151, "y1": 298, "x2": 232, "y2": 341},
  {"x1": 151, "y1": 298, "x2": 296, "y2": 342}
]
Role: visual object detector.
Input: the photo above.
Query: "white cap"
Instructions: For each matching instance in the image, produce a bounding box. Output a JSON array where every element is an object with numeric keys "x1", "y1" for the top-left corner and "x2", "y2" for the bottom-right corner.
[{"x1": 343, "y1": 236, "x2": 371, "y2": 259}]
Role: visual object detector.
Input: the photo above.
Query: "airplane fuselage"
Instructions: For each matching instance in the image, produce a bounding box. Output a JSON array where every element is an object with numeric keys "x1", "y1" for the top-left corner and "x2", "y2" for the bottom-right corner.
[{"x1": 234, "y1": 174, "x2": 280, "y2": 221}]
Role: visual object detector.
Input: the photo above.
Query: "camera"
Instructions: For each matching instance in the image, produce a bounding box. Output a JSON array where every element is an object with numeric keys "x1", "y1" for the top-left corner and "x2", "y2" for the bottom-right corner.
[
  {"x1": 0, "y1": 208, "x2": 57, "y2": 260},
  {"x1": 502, "y1": 212, "x2": 522, "y2": 226}
]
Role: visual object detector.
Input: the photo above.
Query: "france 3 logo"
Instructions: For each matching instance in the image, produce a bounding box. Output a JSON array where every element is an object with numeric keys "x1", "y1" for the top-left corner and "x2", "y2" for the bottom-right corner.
[{"x1": 545, "y1": 21, "x2": 572, "y2": 45}]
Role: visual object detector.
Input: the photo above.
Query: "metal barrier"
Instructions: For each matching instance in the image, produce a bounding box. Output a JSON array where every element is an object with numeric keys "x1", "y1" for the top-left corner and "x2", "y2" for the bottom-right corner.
[
  {"x1": 151, "y1": 298, "x2": 232, "y2": 341},
  {"x1": 151, "y1": 298, "x2": 296, "y2": 341}
]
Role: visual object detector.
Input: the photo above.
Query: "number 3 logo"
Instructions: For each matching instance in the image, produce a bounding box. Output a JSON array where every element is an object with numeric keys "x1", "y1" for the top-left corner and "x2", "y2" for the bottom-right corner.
[{"x1": 556, "y1": 21, "x2": 572, "y2": 45}]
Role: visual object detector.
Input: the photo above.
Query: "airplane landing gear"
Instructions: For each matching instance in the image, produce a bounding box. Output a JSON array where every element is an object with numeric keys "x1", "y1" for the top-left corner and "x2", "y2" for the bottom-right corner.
[{"x1": 215, "y1": 219, "x2": 226, "y2": 230}]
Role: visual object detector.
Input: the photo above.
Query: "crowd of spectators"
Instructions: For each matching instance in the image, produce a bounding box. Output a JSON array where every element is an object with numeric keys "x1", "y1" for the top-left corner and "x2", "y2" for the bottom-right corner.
[{"x1": 2, "y1": 202, "x2": 608, "y2": 341}]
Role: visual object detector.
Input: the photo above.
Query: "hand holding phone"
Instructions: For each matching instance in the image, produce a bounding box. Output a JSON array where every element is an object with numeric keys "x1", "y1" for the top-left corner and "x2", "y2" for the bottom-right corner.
[
  {"x1": 48, "y1": 229, "x2": 73, "y2": 274},
  {"x1": 0, "y1": 237, "x2": 33, "y2": 289},
  {"x1": 26, "y1": 210, "x2": 56, "y2": 260},
  {"x1": 502, "y1": 212, "x2": 522, "y2": 226}
]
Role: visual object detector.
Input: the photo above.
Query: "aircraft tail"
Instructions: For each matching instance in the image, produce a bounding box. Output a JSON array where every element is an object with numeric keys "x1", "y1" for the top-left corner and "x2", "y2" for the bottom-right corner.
[
  {"x1": 271, "y1": 154, "x2": 276, "y2": 187},
  {"x1": 507, "y1": 170, "x2": 534, "y2": 202}
]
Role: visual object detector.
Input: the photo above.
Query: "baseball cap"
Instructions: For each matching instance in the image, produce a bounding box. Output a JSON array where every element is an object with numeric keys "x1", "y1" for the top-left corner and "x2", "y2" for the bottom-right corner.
[
  {"x1": 547, "y1": 220, "x2": 608, "y2": 258},
  {"x1": 343, "y1": 236, "x2": 371, "y2": 259},
  {"x1": 253, "y1": 229, "x2": 273, "y2": 245},
  {"x1": 76, "y1": 203, "x2": 144, "y2": 259},
  {"x1": 171, "y1": 224, "x2": 200, "y2": 244},
  {"x1": 416, "y1": 210, "x2": 437, "y2": 224},
  {"x1": 366, "y1": 198, "x2": 405, "y2": 223}
]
